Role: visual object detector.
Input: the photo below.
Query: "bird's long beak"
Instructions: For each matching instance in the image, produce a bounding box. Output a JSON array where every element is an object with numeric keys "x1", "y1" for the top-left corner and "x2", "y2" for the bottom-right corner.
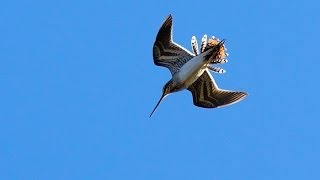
[{"x1": 149, "y1": 90, "x2": 168, "y2": 118}]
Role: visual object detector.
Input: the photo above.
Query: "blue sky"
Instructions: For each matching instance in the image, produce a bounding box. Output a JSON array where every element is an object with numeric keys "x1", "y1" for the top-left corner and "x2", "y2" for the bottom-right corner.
[{"x1": 1, "y1": 0, "x2": 319, "y2": 179}]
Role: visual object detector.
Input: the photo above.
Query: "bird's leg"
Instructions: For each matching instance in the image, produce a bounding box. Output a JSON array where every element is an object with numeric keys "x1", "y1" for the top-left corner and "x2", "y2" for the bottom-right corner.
[
  {"x1": 191, "y1": 36, "x2": 199, "y2": 56},
  {"x1": 200, "y1": 34, "x2": 207, "y2": 53},
  {"x1": 207, "y1": 64, "x2": 226, "y2": 74}
]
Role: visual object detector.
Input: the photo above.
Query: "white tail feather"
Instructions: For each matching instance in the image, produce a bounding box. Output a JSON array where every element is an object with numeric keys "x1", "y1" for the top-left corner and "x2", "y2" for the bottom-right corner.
[
  {"x1": 200, "y1": 34, "x2": 207, "y2": 53},
  {"x1": 207, "y1": 65, "x2": 226, "y2": 74},
  {"x1": 191, "y1": 36, "x2": 199, "y2": 56}
]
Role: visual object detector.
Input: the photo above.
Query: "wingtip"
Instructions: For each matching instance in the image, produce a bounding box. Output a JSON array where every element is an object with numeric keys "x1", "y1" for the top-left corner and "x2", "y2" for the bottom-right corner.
[
  {"x1": 166, "y1": 14, "x2": 173, "y2": 21},
  {"x1": 218, "y1": 91, "x2": 248, "y2": 108},
  {"x1": 236, "y1": 91, "x2": 249, "y2": 103},
  {"x1": 162, "y1": 14, "x2": 173, "y2": 29}
]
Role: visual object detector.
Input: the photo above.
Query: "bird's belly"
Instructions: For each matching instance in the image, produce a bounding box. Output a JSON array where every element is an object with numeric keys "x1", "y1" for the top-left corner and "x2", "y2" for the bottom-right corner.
[{"x1": 175, "y1": 56, "x2": 207, "y2": 88}]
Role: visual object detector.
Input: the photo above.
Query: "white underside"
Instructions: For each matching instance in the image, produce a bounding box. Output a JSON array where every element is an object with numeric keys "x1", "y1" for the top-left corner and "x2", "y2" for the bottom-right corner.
[{"x1": 174, "y1": 54, "x2": 208, "y2": 88}]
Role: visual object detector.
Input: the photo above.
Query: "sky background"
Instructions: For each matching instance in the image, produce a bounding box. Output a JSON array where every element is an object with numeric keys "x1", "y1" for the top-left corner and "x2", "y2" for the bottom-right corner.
[{"x1": 1, "y1": 0, "x2": 319, "y2": 179}]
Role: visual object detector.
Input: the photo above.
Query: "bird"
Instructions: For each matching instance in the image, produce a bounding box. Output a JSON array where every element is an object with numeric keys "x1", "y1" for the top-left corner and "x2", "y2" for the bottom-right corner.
[{"x1": 150, "y1": 14, "x2": 247, "y2": 117}]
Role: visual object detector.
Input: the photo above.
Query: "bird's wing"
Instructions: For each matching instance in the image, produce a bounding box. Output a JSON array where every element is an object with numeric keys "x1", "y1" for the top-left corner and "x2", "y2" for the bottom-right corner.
[
  {"x1": 153, "y1": 14, "x2": 194, "y2": 75},
  {"x1": 187, "y1": 70, "x2": 247, "y2": 108}
]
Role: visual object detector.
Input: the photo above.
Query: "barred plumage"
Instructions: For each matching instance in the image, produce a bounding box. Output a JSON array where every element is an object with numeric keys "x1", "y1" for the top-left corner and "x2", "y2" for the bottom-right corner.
[
  {"x1": 187, "y1": 70, "x2": 247, "y2": 108},
  {"x1": 207, "y1": 65, "x2": 226, "y2": 74},
  {"x1": 191, "y1": 36, "x2": 199, "y2": 56},
  {"x1": 200, "y1": 34, "x2": 207, "y2": 53},
  {"x1": 150, "y1": 14, "x2": 247, "y2": 117},
  {"x1": 153, "y1": 15, "x2": 194, "y2": 75}
]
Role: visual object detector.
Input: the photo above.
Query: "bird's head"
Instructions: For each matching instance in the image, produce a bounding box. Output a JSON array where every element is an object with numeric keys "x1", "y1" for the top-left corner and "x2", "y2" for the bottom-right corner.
[
  {"x1": 163, "y1": 79, "x2": 178, "y2": 94},
  {"x1": 149, "y1": 80, "x2": 175, "y2": 117}
]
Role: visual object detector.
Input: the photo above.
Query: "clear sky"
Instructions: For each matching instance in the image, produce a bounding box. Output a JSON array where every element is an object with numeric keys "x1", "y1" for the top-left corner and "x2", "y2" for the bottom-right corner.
[{"x1": 1, "y1": 0, "x2": 319, "y2": 179}]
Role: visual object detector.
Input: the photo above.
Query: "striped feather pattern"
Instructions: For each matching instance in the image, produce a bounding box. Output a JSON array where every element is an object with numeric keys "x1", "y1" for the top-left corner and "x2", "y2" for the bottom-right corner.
[
  {"x1": 200, "y1": 34, "x2": 207, "y2": 53},
  {"x1": 191, "y1": 36, "x2": 199, "y2": 56},
  {"x1": 207, "y1": 65, "x2": 226, "y2": 74},
  {"x1": 187, "y1": 70, "x2": 247, "y2": 108},
  {"x1": 153, "y1": 15, "x2": 194, "y2": 75}
]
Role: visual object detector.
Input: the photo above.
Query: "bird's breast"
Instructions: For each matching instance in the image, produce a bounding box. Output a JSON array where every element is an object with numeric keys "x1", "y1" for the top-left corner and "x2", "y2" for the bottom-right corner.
[{"x1": 174, "y1": 55, "x2": 207, "y2": 88}]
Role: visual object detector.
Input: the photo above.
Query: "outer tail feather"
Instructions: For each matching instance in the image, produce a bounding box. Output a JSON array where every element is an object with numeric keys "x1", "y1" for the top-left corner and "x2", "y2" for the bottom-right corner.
[
  {"x1": 191, "y1": 36, "x2": 199, "y2": 56},
  {"x1": 200, "y1": 34, "x2": 208, "y2": 53},
  {"x1": 207, "y1": 65, "x2": 226, "y2": 74}
]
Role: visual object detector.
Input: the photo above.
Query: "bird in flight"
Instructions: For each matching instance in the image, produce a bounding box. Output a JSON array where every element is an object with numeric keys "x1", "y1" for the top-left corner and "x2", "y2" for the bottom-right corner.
[{"x1": 150, "y1": 14, "x2": 247, "y2": 117}]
